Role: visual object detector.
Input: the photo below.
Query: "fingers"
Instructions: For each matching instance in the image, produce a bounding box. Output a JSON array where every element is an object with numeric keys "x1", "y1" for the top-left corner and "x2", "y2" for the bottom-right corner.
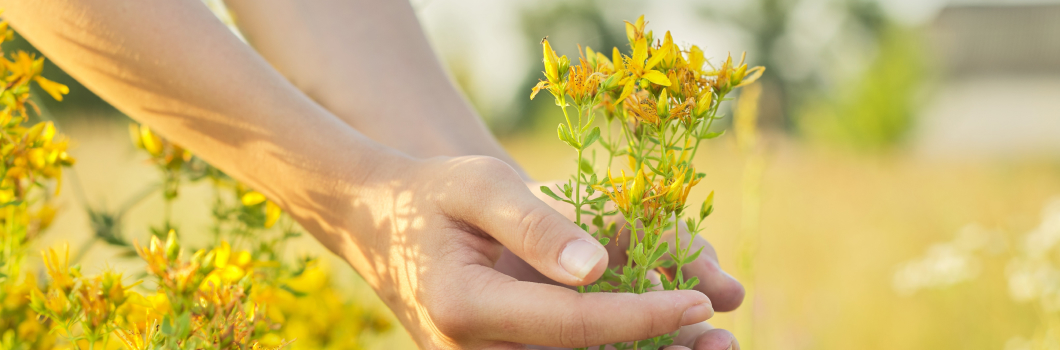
[
  {"x1": 671, "y1": 321, "x2": 738, "y2": 350},
  {"x1": 448, "y1": 157, "x2": 608, "y2": 285},
  {"x1": 664, "y1": 233, "x2": 745, "y2": 312},
  {"x1": 456, "y1": 266, "x2": 714, "y2": 348},
  {"x1": 691, "y1": 328, "x2": 739, "y2": 350}
]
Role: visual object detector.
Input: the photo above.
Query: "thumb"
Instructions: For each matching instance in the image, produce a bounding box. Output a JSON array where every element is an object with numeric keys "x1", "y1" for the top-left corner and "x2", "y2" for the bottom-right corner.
[{"x1": 448, "y1": 158, "x2": 608, "y2": 285}]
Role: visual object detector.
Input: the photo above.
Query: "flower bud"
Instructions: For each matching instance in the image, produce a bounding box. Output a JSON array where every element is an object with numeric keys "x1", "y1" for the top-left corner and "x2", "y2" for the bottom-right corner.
[
  {"x1": 630, "y1": 168, "x2": 648, "y2": 205},
  {"x1": 657, "y1": 89, "x2": 670, "y2": 119},
  {"x1": 693, "y1": 91, "x2": 714, "y2": 118},
  {"x1": 542, "y1": 38, "x2": 560, "y2": 83},
  {"x1": 164, "y1": 229, "x2": 180, "y2": 261},
  {"x1": 558, "y1": 55, "x2": 571, "y2": 80},
  {"x1": 700, "y1": 191, "x2": 715, "y2": 220},
  {"x1": 732, "y1": 64, "x2": 748, "y2": 86},
  {"x1": 601, "y1": 74, "x2": 621, "y2": 91}
]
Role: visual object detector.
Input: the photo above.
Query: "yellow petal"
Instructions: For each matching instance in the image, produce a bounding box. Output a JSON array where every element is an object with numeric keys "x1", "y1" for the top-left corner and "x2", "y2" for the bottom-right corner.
[
  {"x1": 129, "y1": 124, "x2": 143, "y2": 149},
  {"x1": 735, "y1": 66, "x2": 766, "y2": 88},
  {"x1": 689, "y1": 45, "x2": 705, "y2": 71},
  {"x1": 139, "y1": 125, "x2": 163, "y2": 156},
  {"x1": 530, "y1": 80, "x2": 549, "y2": 100},
  {"x1": 644, "y1": 31, "x2": 673, "y2": 71},
  {"x1": 642, "y1": 70, "x2": 671, "y2": 86},
  {"x1": 214, "y1": 241, "x2": 231, "y2": 269},
  {"x1": 614, "y1": 79, "x2": 636, "y2": 107},
  {"x1": 595, "y1": 52, "x2": 613, "y2": 71},
  {"x1": 542, "y1": 39, "x2": 559, "y2": 81},
  {"x1": 264, "y1": 201, "x2": 281, "y2": 228},
  {"x1": 613, "y1": 47, "x2": 625, "y2": 71},
  {"x1": 645, "y1": 49, "x2": 668, "y2": 72},
  {"x1": 625, "y1": 20, "x2": 637, "y2": 43},
  {"x1": 241, "y1": 191, "x2": 267, "y2": 206},
  {"x1": 632, "y1": 38, "x2": 648, "y2": 70},
  {"x1": 33, "y1": 76, "x2": 69, "y2": 101}
]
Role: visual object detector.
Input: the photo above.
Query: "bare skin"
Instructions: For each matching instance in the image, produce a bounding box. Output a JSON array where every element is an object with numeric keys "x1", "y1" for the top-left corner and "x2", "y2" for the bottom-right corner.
[
  {"x1": 225, "y1": 1, "x2": 745, "y2": 349},
  {"x1": 2, "y1": 0, "x2": 741, "y2": 349}
]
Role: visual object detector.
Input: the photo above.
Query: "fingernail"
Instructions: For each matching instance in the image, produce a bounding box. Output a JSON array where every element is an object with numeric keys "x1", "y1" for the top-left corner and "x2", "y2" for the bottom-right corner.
[
  {"x1": 680, "y1": 303, "x2": 714, "y2": 326},
  {"x1": 560, "y1": 239, "x2": 605, "y2": 280}
]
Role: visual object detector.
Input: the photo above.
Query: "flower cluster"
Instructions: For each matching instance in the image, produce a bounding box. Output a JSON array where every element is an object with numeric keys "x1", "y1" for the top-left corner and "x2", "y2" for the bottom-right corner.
[
  {"x1": 533, "y1": 16, "x2": 763, "y2": 349},
  {"x1": 0, "y1": 14, "x2": 390, "y2": 349},
  {"x1": 0, "y1": 13, "x2": 73, "y2": 350}
]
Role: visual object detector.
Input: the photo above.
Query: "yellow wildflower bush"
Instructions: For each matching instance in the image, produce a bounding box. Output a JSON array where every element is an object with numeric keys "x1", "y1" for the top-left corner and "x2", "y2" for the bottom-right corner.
[
  {"x1": 533, "y1": 16, "x2": 764, "y2": 349},
  {"x1": 0, "y1": 14, "x2": 390, "y2": 350}
]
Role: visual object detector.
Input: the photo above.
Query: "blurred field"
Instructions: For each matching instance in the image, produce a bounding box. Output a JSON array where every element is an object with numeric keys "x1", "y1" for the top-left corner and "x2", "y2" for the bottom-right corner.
[
  {"x1": 36, "y1": 114, "x2": 1060, "y2": 350},
  {"x1": 505, "y1": 129, "x2": 1060, "y2": 350}
]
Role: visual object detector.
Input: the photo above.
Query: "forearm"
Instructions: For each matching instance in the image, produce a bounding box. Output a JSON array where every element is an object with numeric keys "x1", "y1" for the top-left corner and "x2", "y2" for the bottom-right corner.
[
  {"x1": 1, "y1": 0, "x2": 401, "y2": 254},
  {"x1": 223, "y1": 0, "x2": 519, "y2": 169}
]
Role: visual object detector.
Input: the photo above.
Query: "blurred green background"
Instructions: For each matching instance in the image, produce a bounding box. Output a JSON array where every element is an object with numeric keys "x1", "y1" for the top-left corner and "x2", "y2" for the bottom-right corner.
[{"x1": 22, "y1": 0, "x2": 1060, "y2": 349}]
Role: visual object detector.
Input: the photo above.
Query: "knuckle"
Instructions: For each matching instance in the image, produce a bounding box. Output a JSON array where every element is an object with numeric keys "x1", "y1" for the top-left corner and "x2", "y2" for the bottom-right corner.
[
  {"x1": 428, "y1": 299, "x2": 474, "y2": 340},
  {"x1": 447, "y1": 156, "x2": 521, "y2": 204},
  {"x1": 516, "y1": 207, "x2": 564, "y2": 261},
  {"x1": 557, "y1": 304, "x2": 593, "y2": 347},
  {"x1": 457, "y1": 156, "x2": 519, "y2": 184}
]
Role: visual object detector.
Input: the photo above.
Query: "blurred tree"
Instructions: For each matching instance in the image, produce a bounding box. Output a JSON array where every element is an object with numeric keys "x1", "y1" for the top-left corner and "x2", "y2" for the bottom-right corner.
[
  {"x1": 699, "y1": 0, "x2": 927, "y2": 151},
  {"x1": 497, "y1": 0, "x2": 641, "y2": 136}
]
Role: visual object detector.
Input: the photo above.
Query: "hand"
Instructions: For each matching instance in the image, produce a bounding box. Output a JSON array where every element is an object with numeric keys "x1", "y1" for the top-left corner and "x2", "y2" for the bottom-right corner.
[
  {"x1": 303, "y1": 155, "x2": 717, "y2": 349},
  {"x1": 492, "y1": 182, "x2": 745, "y2": 350}
]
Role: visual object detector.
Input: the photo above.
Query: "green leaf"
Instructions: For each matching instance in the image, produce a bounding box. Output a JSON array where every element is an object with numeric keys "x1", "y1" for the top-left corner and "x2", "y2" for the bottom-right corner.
[
  {"x1": 649, "y1": 242, "x2": 668, "y2": 264},
  {"x1": 632, "y1": 247, "x2": 647, "y2": 266},
  {"x1": 684, "y1": 246, "x2": 704, "y2": 265},
  {"x1": 661, "y1": 276, "x2": 674, "y2": 290},
  {"x1": 557, "y1": 123, "x2": 580, "y2": 148},
  {"x1": 0, "y1": 200, "x2": 23, "y2": 209},
  {"x1": 701, "y1": 130, "x2": 725, "y2": 139},
  {"x1": 579, "y1": 157, "x2": 594, "y2": 175},
  {"x1": 280, "y1": 284, "x2": 308, "y2": 297},
  {"x1": 539, "y1": 185, "x2": 564, "y2": 201},
  {"x1": 598, "y1": 237, "x2": 610, "y2": 246},
  {"x1": 682, "y1": 276, "x2": 701, "y2": 289},
  {"x1": 161, "y1": 315, "x2": 174, "y2": 335},
  {"x1": 582, "y1": 127, "x2": 601, "y2": 148}
]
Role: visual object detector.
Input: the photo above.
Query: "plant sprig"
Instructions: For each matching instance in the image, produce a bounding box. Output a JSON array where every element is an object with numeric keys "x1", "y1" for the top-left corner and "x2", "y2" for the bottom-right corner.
[{"x1": 532, "y1": 15, "x2": 764, "y2": 350}]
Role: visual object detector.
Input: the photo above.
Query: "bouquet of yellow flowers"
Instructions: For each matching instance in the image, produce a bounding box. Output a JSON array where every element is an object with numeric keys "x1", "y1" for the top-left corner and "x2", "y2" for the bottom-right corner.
[{"x1": 532, "y1": 16, "x2": 763, "y2": 349}]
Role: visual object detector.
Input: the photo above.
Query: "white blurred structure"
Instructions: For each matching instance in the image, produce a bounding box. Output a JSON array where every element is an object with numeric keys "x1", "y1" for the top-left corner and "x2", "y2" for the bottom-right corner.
[{"x1": 915, "y1": 3, "x2": 1060, "y2": 158}]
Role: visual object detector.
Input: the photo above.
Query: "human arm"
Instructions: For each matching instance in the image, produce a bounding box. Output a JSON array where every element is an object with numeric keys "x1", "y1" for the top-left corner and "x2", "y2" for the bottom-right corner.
[
  {"x1": 0, "y1": 0, "x2": 715, "y2": 348},
  {"x1": 223, "y1": 0, "x2": 516, "y2": 166},
  {"x1": 222, "y1": 1, "x2": 745, "y2": 348}
]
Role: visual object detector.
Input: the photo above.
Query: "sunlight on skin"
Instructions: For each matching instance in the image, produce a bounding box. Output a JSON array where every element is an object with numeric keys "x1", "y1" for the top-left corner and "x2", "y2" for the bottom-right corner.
[{"x1": 2, "y1": 0, "x2": 735, "y2": 348}]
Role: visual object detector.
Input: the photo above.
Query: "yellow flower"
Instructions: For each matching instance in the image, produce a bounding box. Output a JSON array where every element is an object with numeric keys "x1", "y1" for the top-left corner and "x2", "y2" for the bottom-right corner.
[
  {"x1": 613, "y1": 34, "x2": 673, "y2": 105},
  {"x1": 33, "y1": 76, "x2": 68, "y2": 101},
  {"x1": 625, "y1": 91, "x2": 660, "y2": 126},
  {"x1": 542, "y1": 37, "x2": 562, "y2": 84},
  {"x1": 265, "y1": 200, "x2": 282, "y2": 228},
  {"x1": 41, "y1": 244, "x2": 76, "y2": 293},
  {"x1": 624, "y1": 15, "x2": 648, "y2": 44}
]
